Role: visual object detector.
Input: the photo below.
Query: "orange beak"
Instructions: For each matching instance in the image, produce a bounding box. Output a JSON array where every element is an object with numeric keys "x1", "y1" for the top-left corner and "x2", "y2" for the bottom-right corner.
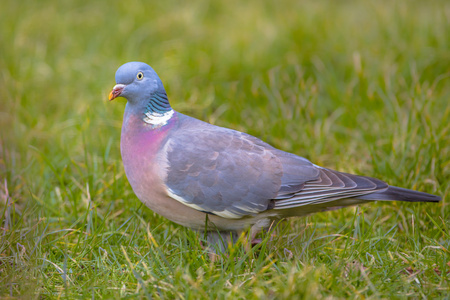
[{"x1": 109, "y1": 84, "x2": 126, "y2": 101}]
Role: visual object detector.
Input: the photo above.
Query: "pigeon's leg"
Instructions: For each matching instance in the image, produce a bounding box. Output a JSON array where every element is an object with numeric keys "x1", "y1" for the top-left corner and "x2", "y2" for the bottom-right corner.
[
  {"x1": 203, "y1": 231, "x2": 238, "y2": 260},
  {"x1": 250, "y1": 227, "x2": 263, "y2": 246},
  {"x1": 237, "y1": 225, "x2": 264, "y2": 252},
  {"x1": 248, "y1": 218, "x2": 277, "y2": 247}
]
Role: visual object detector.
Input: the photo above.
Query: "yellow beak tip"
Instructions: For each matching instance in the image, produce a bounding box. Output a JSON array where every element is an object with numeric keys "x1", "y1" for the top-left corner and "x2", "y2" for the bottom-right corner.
[{"x1": 108, "y1": 90, "x2": 115, "y2": 101}]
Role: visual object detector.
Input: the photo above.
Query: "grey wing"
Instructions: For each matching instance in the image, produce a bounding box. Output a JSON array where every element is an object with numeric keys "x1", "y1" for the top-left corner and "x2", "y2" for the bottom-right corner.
[
  {"x1": 163, "y1": 118, "x2": 389, "y2": 219},
  {"x1": 273, "y1": 152, "x2": 388, "y2": 209},
  {"x1": 164, "y1": 126, "x2": 284, "y2": 219}
]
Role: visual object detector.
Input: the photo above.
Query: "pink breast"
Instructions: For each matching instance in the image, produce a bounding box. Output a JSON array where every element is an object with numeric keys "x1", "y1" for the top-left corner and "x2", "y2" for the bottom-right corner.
[{"x1": 120, "y1": 112, "x2": 176, "y2": 210}]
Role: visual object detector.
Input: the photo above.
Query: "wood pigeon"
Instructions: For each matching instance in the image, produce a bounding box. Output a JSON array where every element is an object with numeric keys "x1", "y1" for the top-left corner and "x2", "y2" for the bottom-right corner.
[{"x1": 109, "y1": 62, "x2": 441, "y2": 249}]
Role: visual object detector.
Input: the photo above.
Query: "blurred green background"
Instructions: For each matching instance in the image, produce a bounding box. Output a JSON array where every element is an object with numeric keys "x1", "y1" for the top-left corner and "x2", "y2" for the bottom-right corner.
[{"x1": 1, "y1": 0, "x2": 449, "y2": 298}]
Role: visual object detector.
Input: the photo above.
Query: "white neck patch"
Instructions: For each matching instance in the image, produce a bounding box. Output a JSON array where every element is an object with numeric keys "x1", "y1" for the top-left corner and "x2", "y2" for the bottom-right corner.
[{"x1": 143, "y1": 109, "x2": 174, "y2": 127}]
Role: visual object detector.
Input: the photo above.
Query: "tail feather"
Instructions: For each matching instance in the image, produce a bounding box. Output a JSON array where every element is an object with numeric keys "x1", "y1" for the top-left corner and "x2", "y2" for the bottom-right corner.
[{"x1": 357, "y1": 186, "x2": 441, "y2": 203}]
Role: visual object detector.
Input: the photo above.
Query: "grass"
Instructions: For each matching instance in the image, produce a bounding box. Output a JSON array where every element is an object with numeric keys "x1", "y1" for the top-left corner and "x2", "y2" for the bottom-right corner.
[{"x1": 0, "y1": 0, "x2": 449, "y2": 298}]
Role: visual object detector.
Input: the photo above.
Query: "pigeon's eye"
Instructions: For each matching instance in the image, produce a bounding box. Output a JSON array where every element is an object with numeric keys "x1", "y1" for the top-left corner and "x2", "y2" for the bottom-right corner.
[{"x1": 136, "y1": 72, "x2": 144, "y2": 80}]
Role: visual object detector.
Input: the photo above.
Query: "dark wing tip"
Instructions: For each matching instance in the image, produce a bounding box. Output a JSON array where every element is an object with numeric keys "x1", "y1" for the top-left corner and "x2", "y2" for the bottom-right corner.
[{"x1": 358, "y1": 186, "x2": 442, "y2": 203}]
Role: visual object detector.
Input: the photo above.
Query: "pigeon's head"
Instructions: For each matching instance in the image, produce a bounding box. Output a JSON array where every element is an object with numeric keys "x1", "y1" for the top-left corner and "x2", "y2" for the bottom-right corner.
[{"x1": 109, "y1": 62, "x2": 166, "y2": 104}]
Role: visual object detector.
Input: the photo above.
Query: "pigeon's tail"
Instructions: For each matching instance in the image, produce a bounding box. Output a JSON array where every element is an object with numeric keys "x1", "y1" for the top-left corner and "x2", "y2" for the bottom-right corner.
[{"x1": 357, "y1": 186, "x2": 441, "y2": 203}]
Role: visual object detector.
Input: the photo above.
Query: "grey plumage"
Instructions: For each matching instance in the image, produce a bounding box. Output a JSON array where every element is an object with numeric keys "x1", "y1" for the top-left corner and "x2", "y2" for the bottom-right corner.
[{"x1": 165, "y1": 114, "x2": 281, "y2": 219}]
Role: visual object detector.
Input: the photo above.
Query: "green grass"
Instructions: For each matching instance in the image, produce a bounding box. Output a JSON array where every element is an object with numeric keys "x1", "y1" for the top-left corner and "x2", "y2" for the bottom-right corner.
[{"x1": 1, "y1": 0, "x2": 449, "y2": 298}]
